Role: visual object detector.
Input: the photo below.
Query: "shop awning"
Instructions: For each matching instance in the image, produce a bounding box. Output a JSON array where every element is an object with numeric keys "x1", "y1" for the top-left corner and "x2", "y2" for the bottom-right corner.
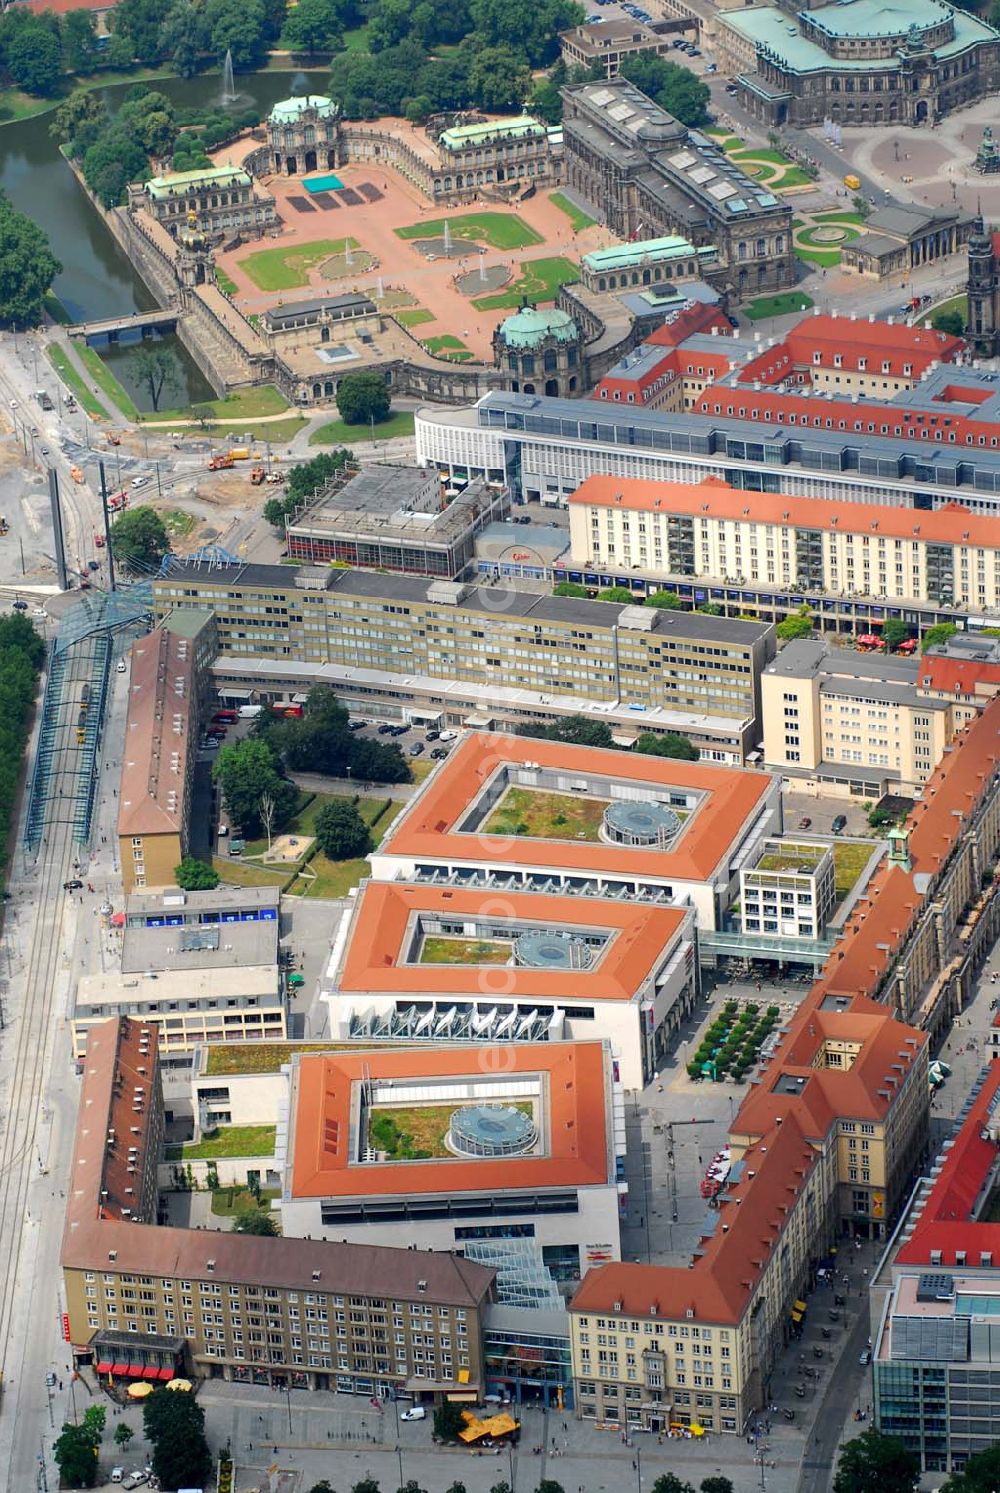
[
  {"x1": 111, "y1": 1363, "x2": 128, "y2": 1376},
  {"x1": 95, "y1": 1361, "x2": 112, "y2": 1375},
  {"x1": 220, "y1": 688, "x2": 254, "y2": 700},
  {"x1": 157, "y1": 1367, "x2": 175, "y2": 1380},
  {"x1": 447, "y1": 1391, "x2": 479, "y2": 1403},
  {"x1": 127, "y1": 1365, "x2": 145, "y2": 1378},
  {"x1": 793, "y1": 1300, "x2": 808, "y2": 1313},
  {"x1": 142, "y1": 1367, "x2": 160, "y2": 1380}
]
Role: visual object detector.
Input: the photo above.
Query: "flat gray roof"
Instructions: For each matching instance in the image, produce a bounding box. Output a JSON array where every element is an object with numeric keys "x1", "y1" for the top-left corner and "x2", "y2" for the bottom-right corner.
[{"x1": 122, "y1": 888, "x2": 280, "y2": 974}]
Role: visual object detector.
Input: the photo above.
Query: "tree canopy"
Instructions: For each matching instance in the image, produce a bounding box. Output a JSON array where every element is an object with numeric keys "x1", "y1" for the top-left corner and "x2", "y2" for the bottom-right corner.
[
  {"x1": 776, "y1": 614, "x2": 813, "y2": 641},
  {"x1": 314, "y1": 798, "x2": 372, "y2": 860},
  {"x1": 619, "y1": 53, "x2": 710, "y2": 126},
  {"x1": 255, "y1": 686, "x2": 410, "y2": 783},
  {"x1": 335, "y1": 371, "x2": 391, "y2": 426},
  {"x1": 143, "y1": 1388, "x2": 213, "y2": 1491},
  {"x1": 879, "y1": 618, "x2": 911, "y2": 650},
  {"x1": 921, "y1": 622, "x2": 958, "y2": 652},
  {"x1": 175, "y1": 856, "x2": 220, "y2": 890},
  {"x1": 212, "y1": 737, "x2": 298, "y2": 836},
  {"x1": 110, "y1": 506, "x2": 171, "y2": 572},
  {"x1": 234, "y1": 1205, "x2": 279, "y2": 1234},
  {"x1": 635, "y1": 731, "x2": 699, "y2": 761},
  {"x1": 518, "y1": 714, "x2": 614, "y2": 748},
  {"x1": 646, "y1": 589, "x2": 683, "y2": 609},
  {"x1": 0, "y1": 191, "x2": 60, "y2": 329},
  {"x1": 832, "y1": 1428, "x2": 919, "y2": 1493},
  {"x1": 941, "y1": 1444, "x2": 1000, "y2": 1493}
]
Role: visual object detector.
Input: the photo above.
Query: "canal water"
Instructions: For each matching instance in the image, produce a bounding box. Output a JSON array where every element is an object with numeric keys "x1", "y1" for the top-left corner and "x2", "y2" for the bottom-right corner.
[{"x1": 0, "y1": 67, "x2": 327, "y2": 407}]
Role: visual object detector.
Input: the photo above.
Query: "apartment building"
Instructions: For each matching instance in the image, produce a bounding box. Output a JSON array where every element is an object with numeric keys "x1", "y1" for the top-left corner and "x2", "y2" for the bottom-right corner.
[
  {"x1": 871, "y1": 1061, "x2": 1000, "y2": 1473},
  {"x1": 566, "y1": 474, "x2": 1000, "y2": 615},
  {"x1": 761, "y1": 639, "x2": 954, "y2": 797},
  {"x1": 117, "y1": 611, "x2": 216, "y2": 894},
  {"x1": 63, "y1": 1018, "x2": 496, "y2": 1397},
  {"x1": 153, "y1": 564, "x2": 775, "y2": 762}
]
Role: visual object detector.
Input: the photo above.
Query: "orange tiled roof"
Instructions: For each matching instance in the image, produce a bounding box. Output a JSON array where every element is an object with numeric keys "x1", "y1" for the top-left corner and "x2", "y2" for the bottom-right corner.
[
  {"x1": 289, "y1": 1041, "x2": 612, "y2": 1200},
  {"x1": 382, "y1": 732, "x2": 773, "y2": 884},
  {"x1": 339, "y1": 882, "x2": 689, "y2": 1003}
]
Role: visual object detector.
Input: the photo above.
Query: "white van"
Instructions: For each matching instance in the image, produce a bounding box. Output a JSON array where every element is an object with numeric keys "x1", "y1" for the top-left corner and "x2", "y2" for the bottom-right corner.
[
  {"x1": 238, "y1": 704, "x2": 262, "y2": 719},
  {"x1": 399, "y1": 1406, "x2": 426, "y2": 1421}
]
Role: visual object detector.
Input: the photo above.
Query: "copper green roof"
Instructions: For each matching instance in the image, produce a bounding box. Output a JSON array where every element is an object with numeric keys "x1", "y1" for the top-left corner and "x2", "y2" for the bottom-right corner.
[
  {"x1": 269, "y1": 95, "x2": 337, "y2": 124},
  {"x1": 497, "y1": 307, "x2": 579, "y2": 348},
  {"x1": 145, "y1": 165, "x2": 250, "y2": 200}
]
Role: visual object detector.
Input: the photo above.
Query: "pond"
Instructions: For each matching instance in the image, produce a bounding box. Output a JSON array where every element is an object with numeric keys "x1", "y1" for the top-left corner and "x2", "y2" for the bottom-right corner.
[{"x1": 0, "y1": 67, "x2": 328, "y2": 403}]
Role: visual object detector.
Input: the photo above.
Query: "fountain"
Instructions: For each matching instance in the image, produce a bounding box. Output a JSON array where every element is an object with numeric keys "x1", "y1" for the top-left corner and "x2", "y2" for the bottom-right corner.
[
  {"x1": 221, "y1": 49, "x2": 236, "y2": 106},
  {"x1": 443, "y1": 220, "x2": 453, "y2": 257},
  {"x1": 479, "y1": 257, "x2": 487, "y2": 283}
]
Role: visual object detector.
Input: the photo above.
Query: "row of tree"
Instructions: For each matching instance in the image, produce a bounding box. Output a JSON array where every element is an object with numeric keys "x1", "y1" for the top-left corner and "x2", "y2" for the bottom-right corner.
[
  {"x1": 54, "y1": 1393, "x2": 211, "y2": 1491},
  {"x1": 311, "y1": 1478, "x2": 736, "y2": 1493},
  {"x1": 0, "y1": 615, "x2": 45, "y2": 892},
  {"x1": 262, "y1": 446, "x2": 354, "y2": 530},
  {"x1": 517, "y1": 712, "x2": 699, "y2": 760}
]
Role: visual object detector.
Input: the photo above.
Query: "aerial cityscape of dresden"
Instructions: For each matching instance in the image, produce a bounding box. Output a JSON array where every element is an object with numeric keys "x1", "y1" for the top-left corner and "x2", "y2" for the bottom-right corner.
[{"x1": 10, "y1": 0, "x2": 1000, "y2": 1486}]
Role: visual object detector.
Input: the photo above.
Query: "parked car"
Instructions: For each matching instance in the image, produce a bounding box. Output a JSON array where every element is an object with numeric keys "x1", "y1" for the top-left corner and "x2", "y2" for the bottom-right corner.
[
  {"x1": 12, "y1": 599, "x2": 27, "y2": 610},
  {"x1": 348, "y1": 719, "x2": 366, "y2": 731},
  {"x1": 425, "y1": 729, "x2": 441, "y2": 741},
  {"x1": 63, "y1": 879, "x2": 83, "y2": 891},
  {"x1": 377, "y1": 723, "x2": 394, "y2": 734},
  {"x1": 430, "y1": 747, "x2": 449, "y2": 759},
  {"x1": 117, "y1": 659, "x2": 128, "y2": 674},
  {"x1": 859, "y1": 1349, "x2": 871, "y2": 1366},
  {"x1": 130, "y1": 476, "x2": 149, "y2": 489},
  {"x1": 87, "y1": 560, "x2": 100, "y2": 571},
  {"x1": 409, "y1": 742, "x2": 425, "y2": 756},
  {"x1": 438, "y1": 730, "x2": 458, "y2": 742},
  {"x1": 832, "y1": 814, "x2": 848, "y2": 833}
]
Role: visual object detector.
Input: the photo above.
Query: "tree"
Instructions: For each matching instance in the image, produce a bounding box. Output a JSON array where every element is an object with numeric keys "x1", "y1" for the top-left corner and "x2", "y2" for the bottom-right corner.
[
  {"x1": 143, "y1": 1389, "x2": 213, "y2": 1492},
  {"x1": 283, "y1": 0, "x2": 343, "y2": 51},
  {"x1": 879, "y1": 618, "x2": 911, "y2": 651},
  {"x1": 50, "y1": 89, "x2": 105, "y2": 150},
  {"x1": 468, "y1": 0, "x2": 583, "y2": 64},
  {"x1": 234, "y1": 1205, "x2": 279, "y2": 1234},
  {"x1": 82, "y1": 125, "x2": 150, "y2": 207},
  {"x1": 263, "y1": 496, "x2": 289, "y2": 531},
  {"x1": 468, "y1": 45, "x2": 532, "y2": 110},
  {"x1": 533, "y1": 1482, "x2": 565, "y2": 1493},
  {"x1": 159, "y1": 0, "x2": 207, "y2": 74},
  {"x1": 518, "y1": 715, "x2": 614, "y2": 748},
  {"x1": 646, "y1": 589, "x2": 683, "y2": 609},
  {"x1": 62, "y1": 11, "x2": 100, "y2": 73},
  {"x1": 636, "y1": 731, "x2": 699, "y2": 760},
  {"x1": 213, "y1": 738, "x2": 297, "y2": 836},
  {"x1": 53, "y1": 1422, "x2": 100, "y2": 1488},
  {"x1": 205, "y1": 0, "x2": 268, "y2": 67},
  {"x1": 352, "y1": 1481, "x2": 381, "y2": 1493},
  {"x1": 701, "y1": 1480, "x2": 733, "y2": 1493},
  {"x1": 131, "y1": 344, "x2": 181, "y2": 413},
  {"x1": 114, "y1": 0, "x2": 170, "y2": 64},
  {"x1": 259, "y1": 790, "x2": 276, "y2": 852},
  {"x1": 175, "y1": 856, "x2": 220, "y2": 890},
  {"x1": 941, "y1": 1444, "x2": 1000, "y2": 1493},
  {"x1": 114, "y1": 1423, "x2": 135, "y2": 1452},
  {"x1": 921, "y1": 621, "x2": 958, "y2": 653},
  {"x1": 335, "y1": 371, "x2": 391, "y2": 426},
  {"x1": 932, "y1": 307, "x2": 965, "y2": 336},
  {"x1": 0, "y1": 192, "x2": 60, "y2": 330},
  {"x1": 553, "y1": 581, "x2": 588, "y2": 597},
  {"x1": 777, "y1": 614, "x2": 813, "y2": 641},
  {"x1": 833, "y1": 1428, "x2": 919, "y2": 1493},
  {"x1": 433, "y1": 1401, "x2": 468, "y2": 1441},
  {"x1": 619, "y1": 53, "x2": 709, "y2": 126},
  {"x1": 315, "y1": 798, "x2": 372, "y2": 860},
  {"x1": 7, "y1": 20, "x2": 62, "y2": 96},
  {"x1": 308, "y1": 1484, "x2": 335, "y2": 1493},
  {"x1": 286, "y1": 447, "x2": 353, "y2": 503},
  {"x1": 110, "y1": 506, "x2": 171, "y2": 572},
  {"x1": 651, "y1": 1478, "x2": 694, "y2": 1493},
  {"x1": 445, "y1": 1484, "x2": 467, "y2": 1493},
  {"x1": 599, "y1": 586, "x2": 634, "y2": 603}
]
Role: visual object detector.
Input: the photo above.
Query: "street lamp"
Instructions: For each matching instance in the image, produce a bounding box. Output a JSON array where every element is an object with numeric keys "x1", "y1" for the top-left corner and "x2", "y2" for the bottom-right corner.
[
  {"x1": 283, "y1": 1382, "x2": 292, "y2": 1435},
  {"x1": 395, "y1": 1444, "x2": 404, "y2": 1490}
]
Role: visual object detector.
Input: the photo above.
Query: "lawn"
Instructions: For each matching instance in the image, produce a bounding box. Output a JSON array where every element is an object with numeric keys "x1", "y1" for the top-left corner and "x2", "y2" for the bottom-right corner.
[
  {"x1": 46, "y1": 345, "x2": 109, "y2": 420},
  {"x1": 396, "y1": 308, "x2": 435, "y2": 329},
  {"x1": 205, "y1": 1042, "x2": 350, "y2": 1076},
  {"x1": 930, "y1": 291, "x2": 967, "y2": 330},
  {"x1": 161, "y1": 507, "x2": 196, "y2": 539},
  {"x1": 472, "y1": 256, "x2": 580, "y2": 312},
  {"x1": 549, "y1": 192, "x2": 596, "y2": 232},
  {"x1": 309, "y1": 410, "x2": 416, "y2": 446},
  {"x1": 214, "y1": 267, "x2": 238, "y2": 296},
  {"x1": 213, "y1": 857, "x2": 289, "y2": 888},
  {"x1": 756, "y1": 844, "x2": 826, "y2": 873},
  {"x1": 423, "y1": 334, "x2": 472, "y2": 361},
  {"x1": 166, "y1": 1124, "x2": 276, "y2": 1159},
  {"x1": 152, "y1": 385, "x2": 291, "y2": 424},
  {"x1": 76, "y1": 344, "x2": 140, "y2": 420},
  {"x1": 395, "y1": 213, "x2": 543, "y2": 251},
  {"x1": 482, "y1": 786, "x2": 608, "y2": 841},
  {"x1": 832, "y1": 840, "x2": 877, "y2": 899},
  {"x1": 744, "y1": 292, "x2": 815, "y2": 322},
  {"x1": 339, "y1": 20, "x2": 371, "y2": 49},
  {"x1": 240, "y1": 790, "x2": 338, "y2": 859},
  {"x1": 286, "y1": 797, "x2": 404, "y2": 898},
  {"x1": 239, "y1": 238, "x2": 359, "y2": 292},
  {"x1": 369, "y1": 1100, "x2": 533, "y2": 1159},
  {"x1": 211, "y1": 1186, "x2": 280, "y2": 1217},
  {"x1": 419, "y1": 936, "x2": 512, "y2": 965},
  {"x1": 196, "y1": 416, "x2": 307, "y2": 443}
]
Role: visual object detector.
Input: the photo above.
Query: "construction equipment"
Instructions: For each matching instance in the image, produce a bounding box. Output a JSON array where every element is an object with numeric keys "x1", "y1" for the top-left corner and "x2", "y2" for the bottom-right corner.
[
  {"x1": 208, "y1": 454, "x2": 234, "y2": 471},
  {"x1": 250, "y1": 465, "x2": 265, "y2": 485},
  {"x1": 106, "y1": 431, "x2": 121, "y2": 446},
  {"x1": 228, "y1": 447, "x2": 250, "y2": 461}
]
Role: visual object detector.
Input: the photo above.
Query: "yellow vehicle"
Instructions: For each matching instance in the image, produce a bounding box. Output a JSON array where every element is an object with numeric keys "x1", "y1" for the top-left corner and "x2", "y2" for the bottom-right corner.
[
  {"x1": 844, "y1": 174, "x2": 861, "y2": 191},
  {"x1": 228, "y1": 447, "x2": 250, "y2": 461}
]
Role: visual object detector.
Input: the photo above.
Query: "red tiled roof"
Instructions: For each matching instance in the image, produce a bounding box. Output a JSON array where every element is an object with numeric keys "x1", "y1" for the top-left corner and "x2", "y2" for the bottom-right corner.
[
  {"x1": 339, "y1": 882, "x2": 689, "y2": 1003},
  {"x1": 918, "y1": 653, "x2": 1000, "y2": 697},
  {"x1": 289, "y1": 1041, "x2": 612, "y2": 1200},
  {"x1": 568, "y1": 473, "x2": 1000, "y2": 552},
  {"x1": 382, "y1": 732, "x2": 773, "y2": 885},
  {"x1": 645, "y1": 303, "x2": 732, "y2": 347},
  {"x1": 736, "y1": 314, "x2": 963, "y2": 385}
]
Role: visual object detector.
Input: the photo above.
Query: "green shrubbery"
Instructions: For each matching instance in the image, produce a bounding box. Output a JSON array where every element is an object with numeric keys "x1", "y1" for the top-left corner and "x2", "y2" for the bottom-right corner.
[{"x1": 690, "y1": 1000, "x2": 782, "y2": 1082}]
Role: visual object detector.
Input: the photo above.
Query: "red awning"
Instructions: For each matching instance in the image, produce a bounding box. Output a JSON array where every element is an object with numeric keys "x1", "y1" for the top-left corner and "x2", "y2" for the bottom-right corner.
[
  {"x1": 157, "y1": 1367, "x2": 174, "y2": 1380},
  {"x1": 142, "y1": 1367, "x2": 160, "y2": 1380},
  {"x1": 111, "y1": 1363, "x2": 128, "y2": 1376},
  {"x1": 111, "y1": 913, "x2": 126, "y2": 926},
  {"x1": 95, "y1": 1361, "x2": 112, "y2": 1375},
  {"x1": 127, "y1": 1365, "x2": 145, "y2": 1378}
]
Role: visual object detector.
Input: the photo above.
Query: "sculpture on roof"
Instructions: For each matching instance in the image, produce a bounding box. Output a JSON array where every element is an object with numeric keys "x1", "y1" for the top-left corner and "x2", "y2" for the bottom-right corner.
[{"x1": 974, "y1": 125, "x2": 1000, "y2": 175}]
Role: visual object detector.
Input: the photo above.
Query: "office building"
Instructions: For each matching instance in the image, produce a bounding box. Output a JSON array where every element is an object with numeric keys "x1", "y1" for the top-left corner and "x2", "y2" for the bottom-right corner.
[
  {"x1": 117, "y1": 611, "x2": 216, "y2": 894},
  {"x1": 560, "y1": 17, "x2": 675, "y2": 77},
  {"x1": 369, "y1": 731, "x2": 782, "y2": 933},
  {"x1": 324, "y1": 879, "x2": 697, "y2": 1088},
  {"x1": 560, "y1": 80, "x2": 794, "y2": 296},
  {"x1": 281, "y1": 1042, "x2": 624, "y2": 1284},
  {"x1": 62, "y1": 1017, "x2": 496, "y2": 1397},
  {"x1": 283, "y1": 464, "x2": 508, "y2": 577},
  {"x1": 716, "y1": 0, "x2": 1000, "y2": 128},
  {"x1": 872, "y1": 1061, "x2": 1000, "y2": 1473},
  {"x1": 739, "y1": 838, "x2": 836, "y2": 941},
  {"x1": 153, "y1": 564, "x2": 775, "y2": 762},
  {"x1": 761, "y1": 638, "x2": 956, "y2": 797}
]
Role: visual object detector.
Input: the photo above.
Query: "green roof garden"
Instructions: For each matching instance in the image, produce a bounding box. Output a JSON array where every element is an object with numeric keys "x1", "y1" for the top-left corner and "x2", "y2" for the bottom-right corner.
[
  {"x1": 753, "y1": 841, "x2": 830, "y2": 874},
  {"x1": 439, "y1": 116, "x2": 545, "y2": 151},
  {"x1": 146, "y1": 165, "x2": 250, "y2": 199}
]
